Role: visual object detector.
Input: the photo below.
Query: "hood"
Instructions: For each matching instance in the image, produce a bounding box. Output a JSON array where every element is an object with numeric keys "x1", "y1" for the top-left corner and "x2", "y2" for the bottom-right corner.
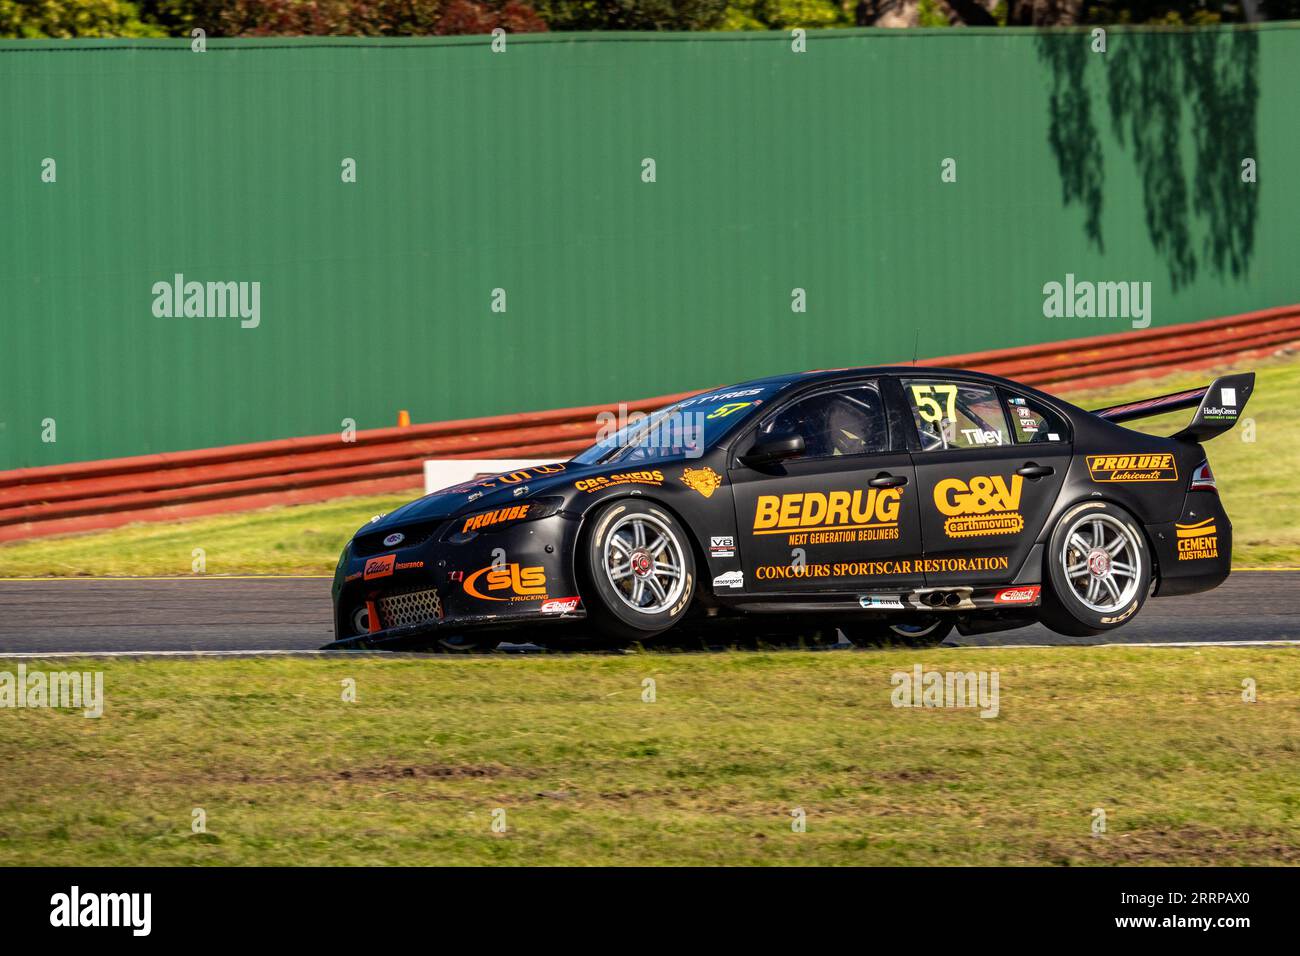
[{"x1": 356, "y1": 462, "x2": 577, "y2": 536}]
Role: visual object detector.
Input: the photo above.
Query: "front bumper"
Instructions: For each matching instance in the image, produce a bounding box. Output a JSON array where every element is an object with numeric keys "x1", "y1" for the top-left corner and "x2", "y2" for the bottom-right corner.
[
  {"x1": 322, "y1": 606, "x2": 585, "y2": 650},
  {"x1": 327, "y1": 511, "x2": 586, "y2": 649}
]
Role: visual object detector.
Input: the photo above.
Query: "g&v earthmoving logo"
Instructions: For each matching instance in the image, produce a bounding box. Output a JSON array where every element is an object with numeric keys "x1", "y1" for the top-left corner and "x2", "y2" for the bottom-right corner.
[
  {"x1": 752, "y1": 488, "x2": 902, "y2": 546},
  {"x1": 933, "y1": 475, "x2": 1023, "y2": 538},
  {"x1": 1176, "y1": 518, "x2": 1218, "y2": 561},
  {"x1": 1087, "y1": 453, "x2": 1178, "y2": 482}
]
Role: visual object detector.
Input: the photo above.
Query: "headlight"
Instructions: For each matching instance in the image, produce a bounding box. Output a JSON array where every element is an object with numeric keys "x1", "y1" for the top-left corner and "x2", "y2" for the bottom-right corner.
[{"x1": 443, "y1": 497, "x2": 564, "y2": 543}]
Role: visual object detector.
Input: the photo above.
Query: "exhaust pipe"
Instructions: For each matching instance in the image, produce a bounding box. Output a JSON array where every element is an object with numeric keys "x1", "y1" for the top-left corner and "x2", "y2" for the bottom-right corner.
[
  {"x1": 925, "y1": 591, "x2": 946, "y2": 607},
  {"x1": 944, "y1": 592, "x2": 961, "y2": 608}
]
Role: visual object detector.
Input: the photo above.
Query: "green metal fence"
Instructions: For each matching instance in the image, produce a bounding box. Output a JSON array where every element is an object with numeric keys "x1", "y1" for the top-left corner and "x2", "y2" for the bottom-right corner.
[{"x1": 2, "y1": 25, "x2": 1297, "y2": 468}]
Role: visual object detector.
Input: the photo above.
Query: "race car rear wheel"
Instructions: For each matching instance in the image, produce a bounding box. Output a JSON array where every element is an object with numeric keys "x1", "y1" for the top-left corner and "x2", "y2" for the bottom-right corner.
[
  {"x1": 884, "y1": 617, "x2": 955, "y2": 645},
  {"x1": 581, "y1": 500, "x2": 696, "y2": 642},
  {"x1": 1041, "y1": 501, "x2": 1151, "y2": 637},
  {"x1": 839, "y1": 616, "x2": 954, "y2": 647}
]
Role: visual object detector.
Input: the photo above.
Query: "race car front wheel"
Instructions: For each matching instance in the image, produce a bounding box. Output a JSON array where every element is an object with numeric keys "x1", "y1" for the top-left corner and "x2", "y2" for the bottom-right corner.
[
  {"x1": 1041, "y1": 501, "x2": 1152, "y2": 637},
  {"x1": 581, "y1": 500, "x2": 696, "y2": 642}
]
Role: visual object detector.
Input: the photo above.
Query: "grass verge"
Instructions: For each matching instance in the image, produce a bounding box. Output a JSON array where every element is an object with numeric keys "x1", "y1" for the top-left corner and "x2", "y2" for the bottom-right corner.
[
  {"x1": 1, "y1": 647, "x2": 1297, "y2": 865},
  {"x1": 1, "y1": 352, "x2": 1296, "y2": 576}
]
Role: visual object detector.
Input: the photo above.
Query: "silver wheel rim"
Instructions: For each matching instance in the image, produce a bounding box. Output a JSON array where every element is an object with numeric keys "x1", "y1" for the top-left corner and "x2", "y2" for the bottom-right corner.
[
  {"x1": 603, "y1": 513, "x2": 687, "y2": 614},
  {"x1": 1060, "y1": 512, "x2": 1141, "y2": 613}
]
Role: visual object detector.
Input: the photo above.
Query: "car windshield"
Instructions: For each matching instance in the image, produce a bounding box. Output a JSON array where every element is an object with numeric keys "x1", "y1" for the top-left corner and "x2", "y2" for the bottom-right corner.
[{"x1": 570, "y1": 383, "x2": 787, "y2": 466}]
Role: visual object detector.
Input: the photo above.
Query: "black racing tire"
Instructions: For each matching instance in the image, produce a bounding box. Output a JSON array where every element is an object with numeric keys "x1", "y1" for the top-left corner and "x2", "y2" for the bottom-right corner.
[
  {"x1": 1041, "y1": 500, "x2": 1152, "y2": 637},
  {"x1": 579, "y1": 499, "x2": 696, "y2": 643}
]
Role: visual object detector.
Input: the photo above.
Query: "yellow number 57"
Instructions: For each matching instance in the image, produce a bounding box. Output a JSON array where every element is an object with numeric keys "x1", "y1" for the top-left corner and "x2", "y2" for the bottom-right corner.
[{"x1": 910, "y1": 383, "x2": 958, "y2": 424}]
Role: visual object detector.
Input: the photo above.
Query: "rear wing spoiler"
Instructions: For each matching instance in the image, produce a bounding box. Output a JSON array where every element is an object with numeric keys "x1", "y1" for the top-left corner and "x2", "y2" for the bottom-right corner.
[{"x1": 1090, "y1": 372, "x2": 1255, "y2": 442}]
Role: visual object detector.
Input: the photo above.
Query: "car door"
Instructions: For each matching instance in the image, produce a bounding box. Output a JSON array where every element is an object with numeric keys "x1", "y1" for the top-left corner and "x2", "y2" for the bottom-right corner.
[
  {"x1": 897, "y1": 375, "x2": 1072, "y2": 586},
  {"x1": 727, "y1": 379, "x2": 926, "y2": 594}
]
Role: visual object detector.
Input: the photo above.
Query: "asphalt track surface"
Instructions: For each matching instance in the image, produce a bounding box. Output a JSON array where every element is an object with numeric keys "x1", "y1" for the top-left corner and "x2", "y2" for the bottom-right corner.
[{"x1": 0, "y1": 572, "x2": 1294, "y2": 655}]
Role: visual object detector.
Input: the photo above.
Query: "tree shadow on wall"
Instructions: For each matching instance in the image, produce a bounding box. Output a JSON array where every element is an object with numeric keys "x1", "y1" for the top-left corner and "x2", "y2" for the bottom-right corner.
[{"x1": 1035, "y1": 29, "x2": 1258, "y2": 291}]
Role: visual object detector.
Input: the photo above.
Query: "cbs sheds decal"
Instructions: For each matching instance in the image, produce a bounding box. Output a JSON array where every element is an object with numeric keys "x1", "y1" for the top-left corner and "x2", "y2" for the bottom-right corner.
[{"x1": 574, "y1": 470, "x2": 664, "y2": 493}]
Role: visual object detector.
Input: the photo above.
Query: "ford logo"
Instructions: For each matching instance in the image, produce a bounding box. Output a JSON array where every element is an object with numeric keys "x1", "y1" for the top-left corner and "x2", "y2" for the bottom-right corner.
[{"x1": 383, "y1": 532, "x2": 405, "y2": 547}]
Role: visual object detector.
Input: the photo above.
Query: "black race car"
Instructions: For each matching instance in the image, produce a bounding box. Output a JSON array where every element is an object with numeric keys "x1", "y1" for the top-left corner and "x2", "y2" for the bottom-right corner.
[{"x1": 326, "y1": 366, "x2": 1253, "y2": 650}]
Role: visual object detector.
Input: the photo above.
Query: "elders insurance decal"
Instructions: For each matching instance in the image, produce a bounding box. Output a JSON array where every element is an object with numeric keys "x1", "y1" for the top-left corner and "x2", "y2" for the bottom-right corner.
[{"x1": 933, "y1": 475, "x2": 1024, "y2": 538}]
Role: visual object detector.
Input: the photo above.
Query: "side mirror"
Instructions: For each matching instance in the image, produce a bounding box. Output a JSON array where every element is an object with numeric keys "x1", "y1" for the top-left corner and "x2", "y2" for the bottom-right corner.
[{"x1": 740, "y1": 433, "x2": 805, "y2": 468}]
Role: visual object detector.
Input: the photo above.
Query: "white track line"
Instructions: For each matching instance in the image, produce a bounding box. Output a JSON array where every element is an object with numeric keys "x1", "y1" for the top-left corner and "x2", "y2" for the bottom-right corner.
[
  {"x1": 1, "y1": 640, "x2": 1298, "y2": 659},
  {"x1": 0, "y1": 650, "x2": 358, "y2": 659},
  {"x1": 950, "y1": 640, "x2": 1300, "y2": 649},
  {"x1": 1098, "y1": 639, "x2": 1300, "y2": 648},
  {"x1": 0, "y1": 575, "x2": 331, "y2": 583}
]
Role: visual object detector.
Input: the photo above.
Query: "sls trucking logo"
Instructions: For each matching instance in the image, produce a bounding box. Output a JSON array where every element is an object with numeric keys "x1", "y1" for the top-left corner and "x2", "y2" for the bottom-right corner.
[
  {"x1": 933, "y1": 475, "x2": 1024, "y2": 538},
  {"x1": 152, "y1": 274, "x2": 260, "y2": 329},
  {"x1": 463, "y1": 563, "x2": 547, "y2": 601},
  {"x1": 50, "y1": 886, "x2": 151, "y2": 936},
  {"x1": 752, "y1": 488, "x2": 902, "y2": 546}
]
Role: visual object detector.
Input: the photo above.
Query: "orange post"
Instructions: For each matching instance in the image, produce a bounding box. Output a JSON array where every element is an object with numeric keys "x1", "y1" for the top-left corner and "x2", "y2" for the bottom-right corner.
[{"x1": 397, "y1": 410, "x2": 411, "y2": 428}]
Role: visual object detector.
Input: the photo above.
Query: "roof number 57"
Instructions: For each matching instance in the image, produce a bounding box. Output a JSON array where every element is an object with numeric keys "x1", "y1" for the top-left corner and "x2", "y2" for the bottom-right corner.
[{"x1": 911, "y1": 383, "x2": 958, "y2": 424}]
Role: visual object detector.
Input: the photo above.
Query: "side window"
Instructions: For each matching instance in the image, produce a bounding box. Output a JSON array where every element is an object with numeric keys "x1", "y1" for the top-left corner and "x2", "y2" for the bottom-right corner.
[
  {"x1": 1004, "y1": 392, "x2": 1069, "y2": 444},
  {"x1": 903, "y1": 379, "x2": 1010, "y2": 451},
  {"x1": 754, "y1": 384, "x2": 889, "y2": 460}
]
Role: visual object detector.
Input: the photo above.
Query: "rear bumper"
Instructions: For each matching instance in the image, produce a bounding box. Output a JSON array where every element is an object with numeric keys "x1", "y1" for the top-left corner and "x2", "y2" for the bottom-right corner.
[{"x1": 1147, "y1": 492, "x2": 1232, "y2": 597}]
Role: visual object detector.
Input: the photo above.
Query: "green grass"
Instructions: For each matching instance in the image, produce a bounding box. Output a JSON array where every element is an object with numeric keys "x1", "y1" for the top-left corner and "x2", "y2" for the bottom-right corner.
[
  {"x1": 0, "y1": 492, "x2": 415, "y2": 577},
  {"x1": 1, "y1": 647, "x2": 1297, "y2": 865},
  {"x1": 1, "y1": 352, "x2": 1295, "y2": 577}
]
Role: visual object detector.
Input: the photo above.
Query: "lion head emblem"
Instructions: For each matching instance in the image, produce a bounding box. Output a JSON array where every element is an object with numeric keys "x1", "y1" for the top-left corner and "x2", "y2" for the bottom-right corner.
[{"x1": 680, "y1": 466, "x2": 722, "y2": 498}]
